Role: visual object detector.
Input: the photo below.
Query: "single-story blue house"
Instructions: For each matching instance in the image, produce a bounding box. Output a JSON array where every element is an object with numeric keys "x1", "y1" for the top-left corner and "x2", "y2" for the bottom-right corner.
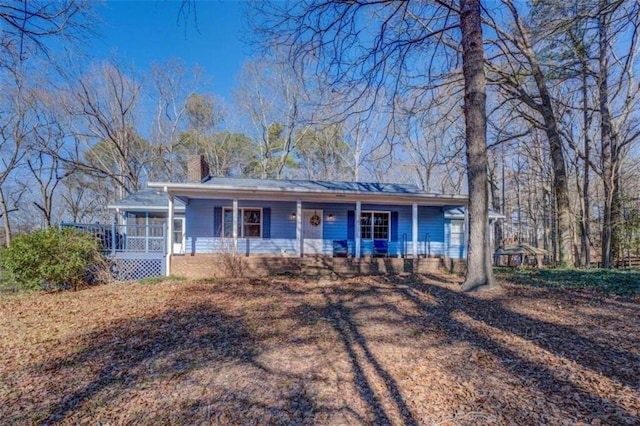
[{"x1": 116, "y1": 157, "x2": 501, "y2": 277}]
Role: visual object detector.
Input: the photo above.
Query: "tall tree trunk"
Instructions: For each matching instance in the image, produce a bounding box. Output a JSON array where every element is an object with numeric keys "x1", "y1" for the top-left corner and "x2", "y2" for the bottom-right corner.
[
  {"x1": 0, "y1": 188, "x2": 12, "y2": 247},
  {"x1": 598, "y1": 0, "x2": 620, "y2": 269},
  {"x1": 460, "y1": 0, "x2": 497, "y2": 291},
  {"x1": 503, "y1": 2, "x2": 575, "y2": 266},
  {"x1": 489, "y1": 161, "x2": 502, "y2": 250},
  {"x1": 531, "y1": 72, "x2": 573, "y2": 267},
  {"x1": 581, "y1": 66, "x2": 591, "y2": 268}
]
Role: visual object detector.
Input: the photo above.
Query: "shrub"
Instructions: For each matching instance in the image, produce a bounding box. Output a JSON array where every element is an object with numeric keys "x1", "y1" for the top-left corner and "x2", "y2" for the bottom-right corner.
[
  {"x1": 0, "y1": 227, "x2": 109, "y2": 291},
  {"x1": 218, "y1": 240, "x2": 245, "y2": 278}
]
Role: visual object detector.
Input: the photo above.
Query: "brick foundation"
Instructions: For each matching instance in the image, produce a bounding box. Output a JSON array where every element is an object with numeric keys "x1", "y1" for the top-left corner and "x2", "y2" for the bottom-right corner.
[{"x1": 170, "y1": 254, "x2": 466, "y2": 279}]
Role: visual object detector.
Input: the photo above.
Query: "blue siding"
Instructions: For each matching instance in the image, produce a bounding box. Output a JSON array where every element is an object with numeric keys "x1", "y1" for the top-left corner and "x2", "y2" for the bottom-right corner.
[
  {"x1": 186, "y1": 200, "x2": 298, "y2": 255},
  {"x1": 418, "y1": 206, "x2": 446, "y2": 257},
  {"x1": 186, "y1": 199, "x2": 214, "y2": 254},
  {"x1": 184, "y1": 198, "x2": 464, "y2": 258},
  {"x1": 302, "y1": 202, "x2": 353, "y2": 241},
  {"x1": 301, "y1": 202, "x2": 353, "y2": 255},
  {"x1": 237, "y1": 238, "x2": 298, "y2": 256}
]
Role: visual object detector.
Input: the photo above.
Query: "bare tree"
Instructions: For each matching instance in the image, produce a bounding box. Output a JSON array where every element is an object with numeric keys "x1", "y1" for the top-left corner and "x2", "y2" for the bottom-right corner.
[
  {"x1": 484, "y1": 0, "x2": 575, "y2": 266},
  {"x1": 58, "y1": 172, "x2": 108, "y2": 223},
  {"x1": 149, "y1": 59, "x2": 203, "y2": 181},
  {"x1": 234, "y1": 54, "x2": 312, "y2": 179},
  {"x1": 26, "y1": 92, "x2": 75, "y2": 226},
  {"x1": 527, "y1": 0, "x2": 640, "y2": 267},
  {"x1": 295, "y1": 123, "x2": 350, "y2": 180},
  {"x1": 0, "y1": 0, "x2": 93, "y2": 66},
  {"x1": 0, "y1": 73, "x2": 35, "y2": 244},
  {"x1": 398, "y1": 88, "x2": 465, "y2": 192},
  {"x1": 254, "y1": 1, "x2": 496, "y2": 289},
  {"x1": 64, "y1": 60, "x2": 148, "y2": 201},
  {"x1": 596, "y1": 0, "x2": 640, "y2": 267},
  {"x1": 459, "y1": 0, "x2": 496, "y2": 290},
  {"x1": 0, "y1": 1, "x2": 95, "y2": 236}
]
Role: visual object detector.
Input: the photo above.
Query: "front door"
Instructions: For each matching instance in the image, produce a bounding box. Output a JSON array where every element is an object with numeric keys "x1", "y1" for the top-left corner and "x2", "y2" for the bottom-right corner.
[{"x1": 302, "y1": 209, "x2": 323, "y2": 255}]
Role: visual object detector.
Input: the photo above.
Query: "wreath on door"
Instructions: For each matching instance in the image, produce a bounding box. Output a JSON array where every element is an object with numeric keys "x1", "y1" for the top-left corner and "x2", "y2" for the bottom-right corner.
[{"x1": 310, "y1": 212, "x2": 321, "y2": 227}]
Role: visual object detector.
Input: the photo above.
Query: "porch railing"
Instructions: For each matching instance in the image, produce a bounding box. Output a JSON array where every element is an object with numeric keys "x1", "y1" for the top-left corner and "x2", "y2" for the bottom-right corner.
[{"x1": 59, "y1": 222, "x2": 165, "y2": 255}]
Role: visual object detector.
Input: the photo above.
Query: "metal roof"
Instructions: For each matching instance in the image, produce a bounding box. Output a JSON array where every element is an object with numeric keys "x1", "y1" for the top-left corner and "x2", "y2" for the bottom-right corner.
[
  {"x1": 149, "y1": 177, "x2": 468, "y2": 205},
  {"x1": 107, "y1": 188, "x2": 185, "y2": 211},
  {"x1": 203, "y1": 177, "x2": 425, "y2": 194},
  {"x1": 494, "y1": 243, "x2": 547, "y2": 255}
]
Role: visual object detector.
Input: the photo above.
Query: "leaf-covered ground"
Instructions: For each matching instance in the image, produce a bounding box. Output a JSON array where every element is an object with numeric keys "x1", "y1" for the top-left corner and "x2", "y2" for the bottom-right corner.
[
  {"x1": 1, "y1": 274, "x2": 638, "y2": 425},
  {"x1": 496, "y1": 268, "x2": 640, "y2": 297}
]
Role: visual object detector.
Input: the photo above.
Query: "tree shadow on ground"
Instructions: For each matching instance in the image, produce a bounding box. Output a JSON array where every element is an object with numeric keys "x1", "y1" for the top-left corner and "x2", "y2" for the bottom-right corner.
[
  {"x1": 398, "y1": 276, "x2": 639, "y2": 422},
  {"x1": 316, "y1": 287, "x2": 418, "y2": 426},
  {"x1": 26, "y1": 303, "x2": 316, "y2": 424},
  {"x1": 12, "y1": 276, "x2": 639, "y2": 424}
]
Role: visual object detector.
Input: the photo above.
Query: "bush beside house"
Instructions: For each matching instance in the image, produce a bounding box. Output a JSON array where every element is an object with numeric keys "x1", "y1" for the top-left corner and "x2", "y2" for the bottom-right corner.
[{"x1": 0, "y1": 228, "x2": 109, "y2": 291}]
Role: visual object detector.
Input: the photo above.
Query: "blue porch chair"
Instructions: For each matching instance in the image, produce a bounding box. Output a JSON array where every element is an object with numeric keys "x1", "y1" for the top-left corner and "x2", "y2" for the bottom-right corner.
[
  {"x1": 373, "y1": 239, "x2": 389, "y2": 257},
  {"x1": 332, "y1": 240, "x2": 349, "y2": 257}
]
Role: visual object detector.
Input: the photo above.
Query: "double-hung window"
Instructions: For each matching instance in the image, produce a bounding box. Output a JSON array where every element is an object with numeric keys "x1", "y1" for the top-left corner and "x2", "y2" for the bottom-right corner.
[
  {"x1": 360, "y1": 211, "x2": 390, "y2": 240},
  {"x1": 450, "y1": 220, "x2": 464, "y2": 245},
  {"x1": 223, "y1": 208, "x2": 262, "y2": 238}
]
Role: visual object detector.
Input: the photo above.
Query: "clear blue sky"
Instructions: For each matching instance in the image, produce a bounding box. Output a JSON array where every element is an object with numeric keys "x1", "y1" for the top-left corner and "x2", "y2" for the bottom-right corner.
[{"x1": 93, "y1": 0, "x2": 251, "y2": 101}]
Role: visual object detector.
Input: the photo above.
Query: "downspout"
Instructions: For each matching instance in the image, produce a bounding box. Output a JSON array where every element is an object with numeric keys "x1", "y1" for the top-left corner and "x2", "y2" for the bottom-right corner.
[
  {"x1": 232, "y1": 199, "x2": 239, "y2": 254},
  {"x1": 165, "y1": 187, "x2": 173, "y2": 277},
  {"x1": 355, "y1": 201, "x2": 362, "y2": 258},
  {"x1": 296, "y1": 200, "x2": 302, "y2": 257},
  {"x1": 412, "y1": 203, "x2": 419, "y2": 258}
]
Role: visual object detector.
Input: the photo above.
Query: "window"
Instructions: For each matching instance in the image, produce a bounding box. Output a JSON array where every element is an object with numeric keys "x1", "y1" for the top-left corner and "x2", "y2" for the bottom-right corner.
[
  {"x1": 450, "y1": 220, "x2": 464, "y2": 245},
  {"x1": 360, "y1": 211, "x2": 390, "y2": 240},
  {"x1": 223, "y1": 208, "x2": 262, "y2": 238},
  {"x1": 125, "y1": 212, "x2": 164, "y2": 237},
  {"x1": 173, "y1": 218, "x2": 183, "y2": 244}
]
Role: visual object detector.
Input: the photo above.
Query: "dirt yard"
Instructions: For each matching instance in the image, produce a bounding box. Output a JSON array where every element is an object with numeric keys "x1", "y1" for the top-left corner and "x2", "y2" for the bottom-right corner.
[{"x1": 1, "y1": 274, "x2": 638, "y2": 425}]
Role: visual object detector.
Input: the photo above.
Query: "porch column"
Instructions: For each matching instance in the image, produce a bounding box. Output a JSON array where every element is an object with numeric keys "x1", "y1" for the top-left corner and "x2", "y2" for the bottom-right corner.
[
  {"x1": 232, "y1": 198, "x2": 238, "y2": 253},
  {"x1": 355, "y1": 201, "x2": 361, "y2": 258},
  {"x1": 412, "y1": 203, "x2": 418, "y2": 258},
  {"x1": 166, "y1": 194, "x2": 174, "y2": 276},
  {"x1": 296, "y1": 200, "x2": 302, "y2": 257}
]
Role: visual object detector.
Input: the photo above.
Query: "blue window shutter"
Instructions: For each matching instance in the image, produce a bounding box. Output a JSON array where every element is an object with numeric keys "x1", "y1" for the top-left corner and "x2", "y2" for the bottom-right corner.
[
  {"x1": 213, "y1": 206, "x2": 222, "y2": 237},
  {"x1": 263, "y1": 208, "x2": 271, "y2": 239},
  {"x1": 347, "y1": 210, "x2": 354, "y2": 240},
  {"x1": 391, "y1": 211, "x2": 399, "y2": 242}
]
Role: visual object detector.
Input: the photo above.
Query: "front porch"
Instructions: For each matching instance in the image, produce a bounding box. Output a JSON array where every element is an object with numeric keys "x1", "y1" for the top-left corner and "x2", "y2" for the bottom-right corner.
[
  {"x1": 149, "y1": 177, "x2": 473, "y2": 277},
  {"x1": 176, "y1": 199, "x2": 466, "y2": 258}
]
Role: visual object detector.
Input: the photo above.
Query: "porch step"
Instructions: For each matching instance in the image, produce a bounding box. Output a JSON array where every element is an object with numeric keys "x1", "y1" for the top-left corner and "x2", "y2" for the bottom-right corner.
[{"x1": 301, "y1": 256, "x2": 334, "y2": 277}]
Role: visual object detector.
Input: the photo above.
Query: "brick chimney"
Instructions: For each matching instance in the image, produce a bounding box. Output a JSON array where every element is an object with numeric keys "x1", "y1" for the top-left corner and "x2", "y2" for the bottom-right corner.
[{"x1": 187, "y1": 155, "x2": 210, "y2": 183}]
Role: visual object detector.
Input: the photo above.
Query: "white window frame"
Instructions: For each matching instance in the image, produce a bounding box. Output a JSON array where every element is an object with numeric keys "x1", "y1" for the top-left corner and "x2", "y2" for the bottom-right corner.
[
  {"x1": 450, "y1": 219, "x2": 464, "y2": 246},
  {"x1": 360, "y1": 210, "x2": 391, "y2": 241},
  {"x1": 173, "y1": 217, "x2": 184, "y2": 245},
  {"x1": 222, "y1": 207, "x2": 263, "y2": 239}
]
